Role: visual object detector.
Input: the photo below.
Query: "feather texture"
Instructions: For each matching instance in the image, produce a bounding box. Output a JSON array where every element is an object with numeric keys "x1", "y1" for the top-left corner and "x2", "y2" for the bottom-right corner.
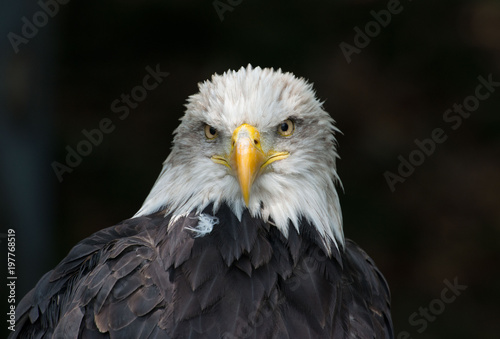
[{"x1": 12, "y1": 205, "x2": 392, "y2": 338}]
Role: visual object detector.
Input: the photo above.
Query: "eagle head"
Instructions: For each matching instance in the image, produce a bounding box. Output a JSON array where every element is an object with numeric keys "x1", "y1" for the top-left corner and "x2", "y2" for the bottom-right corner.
[{"x1": 135, "y1": 65, "x2": 344, "y2": 253}]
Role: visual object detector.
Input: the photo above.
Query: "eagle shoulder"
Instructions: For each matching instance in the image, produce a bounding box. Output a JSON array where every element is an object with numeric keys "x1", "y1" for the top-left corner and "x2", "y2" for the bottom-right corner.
[
  {"x1": 12, "y1": 213, "x2": 171, "y2": 338},
  {"x1": 340, "y1": 240, "x2": 394, "y2": 339}
]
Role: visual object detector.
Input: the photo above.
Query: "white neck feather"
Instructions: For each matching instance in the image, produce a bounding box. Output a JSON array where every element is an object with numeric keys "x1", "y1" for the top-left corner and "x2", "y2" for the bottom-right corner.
[{"x1": 134, "y1": 148, "x2": 344, "y2": 254}]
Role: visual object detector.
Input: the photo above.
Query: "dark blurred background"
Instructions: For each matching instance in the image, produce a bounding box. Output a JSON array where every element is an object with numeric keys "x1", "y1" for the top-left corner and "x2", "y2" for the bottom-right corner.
[{"x1": 1, "y1": 0, "x2": 499, "y2": 338}]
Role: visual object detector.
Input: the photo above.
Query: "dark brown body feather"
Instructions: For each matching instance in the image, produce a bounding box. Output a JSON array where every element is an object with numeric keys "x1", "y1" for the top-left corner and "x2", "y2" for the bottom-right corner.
[{"x1": 12, "y1": 204, "x2": 393, "y2": 338}]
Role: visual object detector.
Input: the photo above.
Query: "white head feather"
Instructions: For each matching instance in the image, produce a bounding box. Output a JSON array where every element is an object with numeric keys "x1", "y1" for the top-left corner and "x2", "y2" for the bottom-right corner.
[{"x1": 135, "y1": 65, "x2": 344, "y2": 253}]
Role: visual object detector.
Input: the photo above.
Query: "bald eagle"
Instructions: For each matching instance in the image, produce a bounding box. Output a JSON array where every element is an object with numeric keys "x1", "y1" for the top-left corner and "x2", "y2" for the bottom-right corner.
[{"x1": 12, "y1": 66, "x2": 393, "y2": 338}]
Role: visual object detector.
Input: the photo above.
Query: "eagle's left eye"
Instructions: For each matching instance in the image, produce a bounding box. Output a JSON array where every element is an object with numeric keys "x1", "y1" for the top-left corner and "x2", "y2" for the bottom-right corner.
[
  {"x1": 205, "y1": 125, "x2": 218, "y2": 139},
  {"x1": 278, "y1": 119, "x2": 295, "y2": 137}
]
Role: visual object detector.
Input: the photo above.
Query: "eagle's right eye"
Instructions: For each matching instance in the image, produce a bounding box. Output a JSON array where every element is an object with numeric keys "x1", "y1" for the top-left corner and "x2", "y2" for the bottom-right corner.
[{"x1": 205, "y1": 125, "x2": 218, "y2": 139}]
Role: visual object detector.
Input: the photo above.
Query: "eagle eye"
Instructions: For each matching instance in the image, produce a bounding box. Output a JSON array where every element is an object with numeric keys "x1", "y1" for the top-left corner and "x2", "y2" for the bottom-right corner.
[
  {"x1": 204, "y1": 125, "x2": 218, "y2": 139},
  {"x1": 278, "y1": 119, "x2": 295, "y2": 137}
]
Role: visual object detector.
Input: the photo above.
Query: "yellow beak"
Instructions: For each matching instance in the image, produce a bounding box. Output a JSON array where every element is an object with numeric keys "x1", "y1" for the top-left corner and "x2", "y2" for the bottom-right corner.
[
  {"x1": 212, "y1": 124, "x2": 289, "y2": 206},
  {"x1": 230, "y1": 124, "x2": 266, "y2": 206}
]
